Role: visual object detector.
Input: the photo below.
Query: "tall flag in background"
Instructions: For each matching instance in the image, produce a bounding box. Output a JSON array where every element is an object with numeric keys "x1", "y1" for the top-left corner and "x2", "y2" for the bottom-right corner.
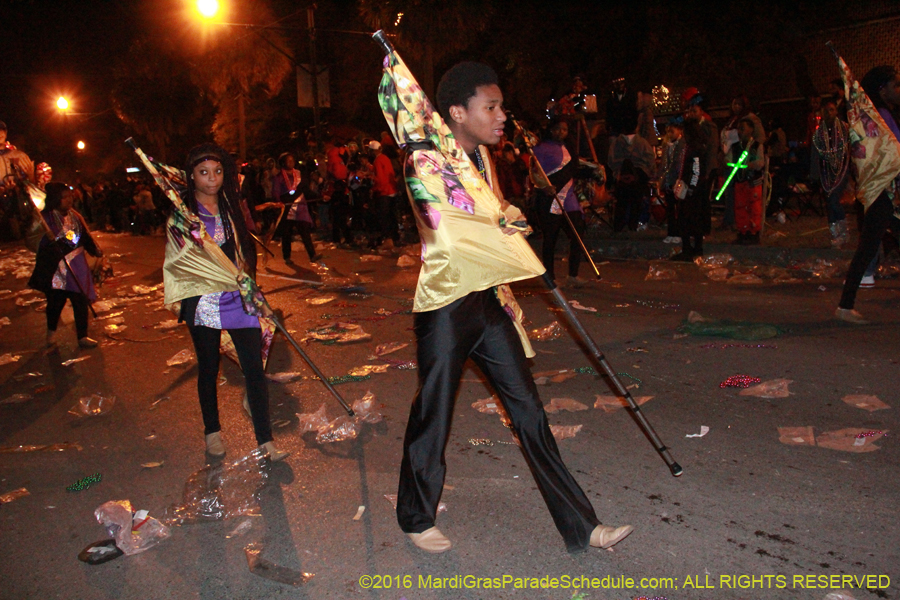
[{"x1": 830, "y1": 43, "x2": 900, "y2": 210}]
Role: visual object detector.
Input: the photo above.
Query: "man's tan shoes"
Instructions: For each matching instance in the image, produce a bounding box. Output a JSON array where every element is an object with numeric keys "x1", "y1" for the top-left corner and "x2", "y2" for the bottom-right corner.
[
  {"x1": 590, "y1": 524, "x2": 634, "y2": 549},
  {"x1": 408, "y1": 527, "x2": 452, "y2": 553}
]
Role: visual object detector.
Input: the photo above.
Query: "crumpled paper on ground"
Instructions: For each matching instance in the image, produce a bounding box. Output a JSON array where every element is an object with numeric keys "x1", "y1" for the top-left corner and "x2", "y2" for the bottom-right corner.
[
  {"x1": 816, "y1": 428, "x2": 887, "y2": 453},
  {"x1": 841, "y1": 394, "x2": 890, "y2": 412},
  {"x1": 739, "y1": 378, "x2": 793, "y2": 398},
  {"x1": 306, "y1": 323, "x2": 371, "y2": 343},
  {"x1": 348, "y1": 364, "x2": 389, "y2": 377},
  {"x1": 471, "y1": 396, "x2": 512, "y2": 427},
  {"x1": 0, "y1": 353, "x2": 22, "y2": 366},
  {"x1": 307, "y1": 295, "x2": 335, "y2": 306},
  {"x1": 166, "y1": 349, "x2": 193, "y2": 366},
  {"x1": 0, "y1": 488, "x2": 30, "y2": 504},
  {"x1": 533, "y1": 369, "x2": 578, "y2": 385},
  {"x1": 594, "y1": 395, "x2": 653, "y2": 413},
  {"x1": 165, "y1": 449, "x2": 268, "y2": 524},
  {"x1": 550, "y1": 424, "x2": 583, "y2": 440},
  {"x1": 95, "y1": 499, "x2": 170, "y2": 555},
  {"x1": 778, "y1": 426, "x2": 816, "y2": 446},
  {"x1": 396, "y1": 255, "x2": 417, "y2": 267},
  {"x1": 529, "y1": 322, "x2": 563, "y2": 341},
  {"x1": 777, "y1": 427, "x2": 887, "y2": 452},
  {"x1": 544, "y1": 398, "x2": 589, "y2": 413},
  {"x1": 371, "y1": 342, "x2": 408, "y2": 357}
]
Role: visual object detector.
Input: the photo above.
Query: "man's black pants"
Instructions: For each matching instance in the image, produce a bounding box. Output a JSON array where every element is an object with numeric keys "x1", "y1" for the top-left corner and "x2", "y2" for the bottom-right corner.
[{"x1": 397, "y1": 289, "x2": 600, "y2": 552}]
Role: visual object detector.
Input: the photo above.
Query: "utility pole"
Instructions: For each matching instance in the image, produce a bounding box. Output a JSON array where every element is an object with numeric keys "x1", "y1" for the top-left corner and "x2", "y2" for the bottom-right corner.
[{"x1": 307, "y1": 4, "x2": 321, "y2": 151}]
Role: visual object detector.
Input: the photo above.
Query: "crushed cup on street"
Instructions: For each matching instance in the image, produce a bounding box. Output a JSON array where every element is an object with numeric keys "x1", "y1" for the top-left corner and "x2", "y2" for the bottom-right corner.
[{"x1": 70, "y1": 394, "x2": 116, "y2": 417}]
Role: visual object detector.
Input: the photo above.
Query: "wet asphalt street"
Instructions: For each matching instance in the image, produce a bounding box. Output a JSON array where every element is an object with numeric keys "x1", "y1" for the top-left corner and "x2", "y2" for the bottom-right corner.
[{"x1": 0, "y1": 232, "x2": 898, "y2": 600}]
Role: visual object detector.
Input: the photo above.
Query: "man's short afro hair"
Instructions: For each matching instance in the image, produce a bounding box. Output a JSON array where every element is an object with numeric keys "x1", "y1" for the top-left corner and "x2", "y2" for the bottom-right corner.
[{"x1": 436, "y1": 62, "x2": 500, "y2": 121}]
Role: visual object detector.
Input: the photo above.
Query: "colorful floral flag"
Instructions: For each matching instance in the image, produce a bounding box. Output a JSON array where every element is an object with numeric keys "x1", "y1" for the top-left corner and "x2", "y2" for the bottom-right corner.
[{"x1": 830, "y1": 43, "x2": 900, "y2": 210}]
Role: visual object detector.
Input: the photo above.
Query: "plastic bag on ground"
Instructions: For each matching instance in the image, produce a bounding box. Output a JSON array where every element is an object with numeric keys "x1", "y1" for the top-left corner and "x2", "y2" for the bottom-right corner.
[
  {"x1": 165, "y1": 449, "x2": 268, "y2": 524},
  {"x1": 695, "y1": 253, "x2": 733, "y2": 268},
  {"x1": 705, "y1": 267, "x2": 730, "y2": 281},
  {"x1": 95, "y1": 499, "x2": 170, "y2": 555},
  {"x1": 645, "y1": 263, "x2": 677, "y2": 281},
  {"x1": 166, "y1": 349, "x2": 193, "y2": 366},
  {"x1": 70, "y1": 394, "x2": 116, "y2": 417},
  {"x1": 550, "y1": 424, "x2": 583, "y2": 440},
  {"x1": 315, "y1": 416, "x2": 360, "y2": 443},
  {"x1": 727, "y1": 272, "x2": 764, "y2": 285},
  {"x1": 351, "y1": 391, "x2": 383, "y2": 424},
  {"x1": 529, "y1": 322, "x2": 563, "y2": 341},
  {"x1": 297, "y1": 403, "x2": 330, "y2": 433},
  {"x1": 544, "y1": 398, "x2": 589, "y2": 413},
  {"x1": 739, "y1": 378, "x2": 793, "y2": 398}
]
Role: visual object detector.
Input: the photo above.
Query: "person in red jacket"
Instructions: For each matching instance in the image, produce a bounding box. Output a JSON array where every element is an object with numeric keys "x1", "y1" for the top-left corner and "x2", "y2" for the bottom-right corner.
[{"x1": 369, "y1": 140, "x2": 399, "y2": 248}]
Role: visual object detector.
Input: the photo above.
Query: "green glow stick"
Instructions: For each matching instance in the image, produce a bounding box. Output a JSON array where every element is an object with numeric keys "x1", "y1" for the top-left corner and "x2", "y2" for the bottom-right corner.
[{"x1": 716, "y1": 148, "x2": 750, "y2": 201}]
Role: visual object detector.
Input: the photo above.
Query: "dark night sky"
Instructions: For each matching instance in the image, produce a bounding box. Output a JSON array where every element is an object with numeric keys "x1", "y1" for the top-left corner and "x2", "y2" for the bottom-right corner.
[{"x1": 0, "y1": 0, "x2": 894, "y2": 178}]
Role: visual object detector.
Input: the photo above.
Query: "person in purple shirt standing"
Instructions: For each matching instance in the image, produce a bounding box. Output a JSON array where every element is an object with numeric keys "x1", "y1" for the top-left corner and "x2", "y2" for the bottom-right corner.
[
  {"x1": 272, "y1": 152, "x2": 320, "y2": 264},
  {"x1": 172, "y1": 143, "x2": 288, "y2": 460},
  {"x1": 28, "y1": 182, "x2": 102, "y2": 348},
  {"x1": 532, "y1": 118, "x2": 587, "y2": 288}
]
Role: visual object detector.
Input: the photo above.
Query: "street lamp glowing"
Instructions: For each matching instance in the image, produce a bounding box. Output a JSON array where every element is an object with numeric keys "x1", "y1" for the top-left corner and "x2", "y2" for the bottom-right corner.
[
  {"x1": 77, "y1": 141, "x2": 86, "y2": 150},
  {"x1": 57, "y1": 96, "x2": 69, "y2": 111},
  {"x1": 197, "y1": 0, "x2": 219, "y2": 19}
]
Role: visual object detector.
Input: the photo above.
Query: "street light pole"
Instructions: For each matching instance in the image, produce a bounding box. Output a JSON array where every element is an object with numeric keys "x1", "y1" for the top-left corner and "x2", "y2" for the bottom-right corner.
[{"x1": 307, "y1": 4, "x2": 321, "y2": 151}]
